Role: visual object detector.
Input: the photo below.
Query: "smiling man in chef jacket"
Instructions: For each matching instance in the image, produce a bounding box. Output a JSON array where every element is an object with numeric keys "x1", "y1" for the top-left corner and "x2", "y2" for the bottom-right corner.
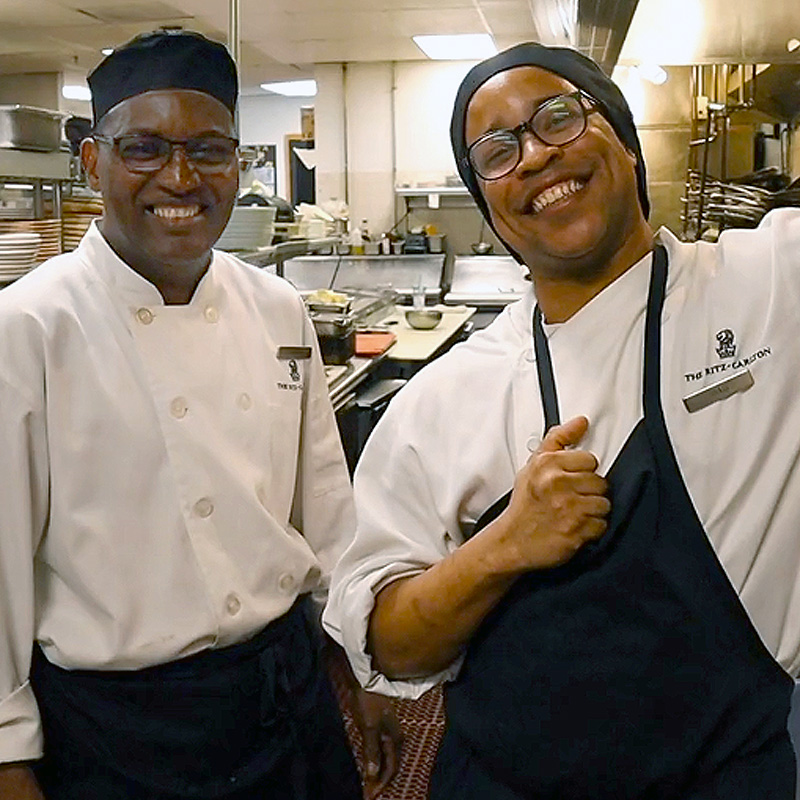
[
  {"x1": 325, "y1": 41, "x2": 800, "y2": 799},
  {"x1": 0, "y1": 29, "x2": 400, "y2": 800}
]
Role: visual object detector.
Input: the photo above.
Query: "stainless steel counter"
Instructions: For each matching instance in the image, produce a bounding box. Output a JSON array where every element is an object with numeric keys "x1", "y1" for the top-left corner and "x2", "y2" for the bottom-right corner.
[
  {"x1": 281, "y1": 253, "x2": 447, "y2": 301},
  {"x1": 324, "y1": 302, "x2": 476, "y2": 406},
  {"x1": 377, "y1": 305, "x2": 476, "y2": 362},
  {"x1": 326, "y1": 355, "x2": 389, "y2": 412},
  {"x1": 443, "y1": 254, "x2": 530, "y2": 307}
]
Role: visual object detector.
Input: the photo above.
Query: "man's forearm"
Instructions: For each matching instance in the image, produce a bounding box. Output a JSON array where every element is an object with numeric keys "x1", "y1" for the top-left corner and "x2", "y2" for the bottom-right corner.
[
  {"x1": 367, "y1": 519, "x2": 520, "y2": 679},
  {"x1": 0, "y1": 763, "x2": 45, "y2": 799},
  {"x1": 367, "y1": 420, "x2": 611, "y2": 680}
]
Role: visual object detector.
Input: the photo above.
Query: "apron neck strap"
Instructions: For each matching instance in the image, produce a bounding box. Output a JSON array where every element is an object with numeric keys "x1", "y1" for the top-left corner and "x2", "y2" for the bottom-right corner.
[
  {"x1": 643, "y1": 244, "x2": 669, "y2": 418},
  {"x1": 533, "y1": 304, "x2": 561, "y2": 433},
  {"x1": 532, "y1": 245, "x2": 669, "y2": 435}
]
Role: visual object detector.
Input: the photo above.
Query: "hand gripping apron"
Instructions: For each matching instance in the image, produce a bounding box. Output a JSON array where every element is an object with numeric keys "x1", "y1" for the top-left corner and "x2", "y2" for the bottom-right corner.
[{"x1": 430, "y1": 247, "x2": 795, "y2": 799}]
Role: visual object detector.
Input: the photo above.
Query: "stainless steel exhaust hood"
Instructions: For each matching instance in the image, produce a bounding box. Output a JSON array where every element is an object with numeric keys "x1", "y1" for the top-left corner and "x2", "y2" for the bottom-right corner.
[{"x1": 532, "y1": 0, "x2": 641, "y2": 74}]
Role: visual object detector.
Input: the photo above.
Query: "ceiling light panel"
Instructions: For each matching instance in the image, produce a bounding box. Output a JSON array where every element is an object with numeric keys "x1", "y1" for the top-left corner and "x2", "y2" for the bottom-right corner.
[
  {"x1": 260, "y1": 80, "x2": 318, "y2": 96},
  {"x1": 412, "y1": 34, "x2": 497, "y2": 60}
]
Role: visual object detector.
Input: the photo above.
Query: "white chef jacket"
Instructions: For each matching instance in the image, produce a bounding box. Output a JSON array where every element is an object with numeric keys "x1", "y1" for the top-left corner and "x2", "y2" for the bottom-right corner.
[
  {"x1": 324, "y1": 208, "x2": 800, "y2": 698},
  {"x1": 0, "y1": 223, "x2": 355, "y2": 763}
]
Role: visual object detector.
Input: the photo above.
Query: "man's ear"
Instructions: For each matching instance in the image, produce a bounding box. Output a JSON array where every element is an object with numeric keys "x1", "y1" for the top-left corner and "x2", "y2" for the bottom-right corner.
[{"x1": 80, "y1": 137, "x2": 102, "y2": 191}]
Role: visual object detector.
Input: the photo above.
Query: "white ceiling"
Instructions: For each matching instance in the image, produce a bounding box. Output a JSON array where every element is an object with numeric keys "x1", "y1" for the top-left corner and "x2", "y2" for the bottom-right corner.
[
  {"x1": 0, "y1": 0, "x2": 798, "y2": 93},
  {"x1": 0, "y1": 0, "x2": 544, "y2": 91}
]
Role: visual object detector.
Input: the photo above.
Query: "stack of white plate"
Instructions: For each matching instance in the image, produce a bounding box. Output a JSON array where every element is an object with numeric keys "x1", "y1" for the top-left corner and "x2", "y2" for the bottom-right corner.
[
  {"x1": 216, "y1": 206, "x2": 276, "y2": 251},
  {"x1": 62, "y1": 197, "x2": 104, "y2": 251},
  {"x1": 0, "y1": 219, "x2": 61, "y2": 262},
  {"x1": 0, "y1": 232, "x2": 41, "y2": 282}
]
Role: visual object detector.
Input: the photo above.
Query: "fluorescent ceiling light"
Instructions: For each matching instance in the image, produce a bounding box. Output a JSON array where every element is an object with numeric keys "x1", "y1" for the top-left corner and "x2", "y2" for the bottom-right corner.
[
  {"x1": 101, "y1": 48, "x2": 114, "y2": 56},
  {"x1": 413, "y1": 34, "x2": 497, "y2": 61},
  {"x1": 62, "y1": 85, "x2": 91, "y2": 101},
  {"x1": 260, "y1": 80, "x2": 317, "y2": 97}
]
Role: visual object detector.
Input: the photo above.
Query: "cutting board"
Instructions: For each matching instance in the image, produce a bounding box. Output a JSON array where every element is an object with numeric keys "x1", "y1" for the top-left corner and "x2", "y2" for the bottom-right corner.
[{"x1": 355, "y1": 330, "x2": 396, "y2": 356}]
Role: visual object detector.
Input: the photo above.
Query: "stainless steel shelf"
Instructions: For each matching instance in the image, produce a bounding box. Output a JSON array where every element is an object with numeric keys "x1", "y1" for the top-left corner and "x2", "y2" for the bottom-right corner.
[
  {"x1": 234, "y1": 237, "x2": 339, "y2": 276},
  {"x1": 395, "y1": 185, "x2": 476, "y2": 210},
  {"x1": 394, "y1": 185, "x2": 468, "y2": 196},
  {"x1": 0, "y1": 149, "x2": 73, "y2": 218},
  {"x1": 0, "y1": 149, "x2": 71, "y2": 180}
]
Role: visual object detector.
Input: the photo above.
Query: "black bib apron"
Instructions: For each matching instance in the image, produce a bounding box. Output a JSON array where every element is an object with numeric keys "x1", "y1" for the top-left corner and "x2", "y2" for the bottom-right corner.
[
  {"x1": 430, "y1": 247, "x2": 795, "y2": 799},
  {"x1": 30, "y1": 596, "x2": 361, "y2": 800}
]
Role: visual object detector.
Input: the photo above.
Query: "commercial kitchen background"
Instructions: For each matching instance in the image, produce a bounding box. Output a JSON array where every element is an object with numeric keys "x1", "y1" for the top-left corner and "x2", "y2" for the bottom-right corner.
[{"x1": 0, "y1": 0, "x2": 797, "y2": 254}]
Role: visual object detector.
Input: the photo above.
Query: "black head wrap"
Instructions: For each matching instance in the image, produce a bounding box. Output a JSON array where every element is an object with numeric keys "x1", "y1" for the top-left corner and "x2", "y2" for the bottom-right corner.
[
  {"x1": 88, "y1": 30, "x2": 238, "y2": 126},
  {"x1": 450, "y1": 42, "x2": 650, "y2": 260}
]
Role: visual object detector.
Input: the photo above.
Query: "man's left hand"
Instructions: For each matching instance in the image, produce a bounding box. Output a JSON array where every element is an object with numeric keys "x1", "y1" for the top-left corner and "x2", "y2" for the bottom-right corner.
[
  {"x1": 325, "y1": 639, "x2": 403, "y2": 797},
  {"x1": 349, "y1": 687, "x2": 403, "y2": 798}
]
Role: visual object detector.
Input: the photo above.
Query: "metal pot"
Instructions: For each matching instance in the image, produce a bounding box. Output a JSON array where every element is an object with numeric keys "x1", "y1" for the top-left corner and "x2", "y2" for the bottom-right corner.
[
  {"x1": 0, "y1": 105, "x2": 63, "y2": 151},
  {"x1": 312, "y1": 314, "x2": 356, "y2": 365}
]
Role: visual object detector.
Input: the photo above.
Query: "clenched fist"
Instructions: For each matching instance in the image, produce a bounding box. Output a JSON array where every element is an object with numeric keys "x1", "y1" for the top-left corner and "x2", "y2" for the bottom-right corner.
[{"x1": 492, "y1": 416, "x2": 611, "y2": 572}]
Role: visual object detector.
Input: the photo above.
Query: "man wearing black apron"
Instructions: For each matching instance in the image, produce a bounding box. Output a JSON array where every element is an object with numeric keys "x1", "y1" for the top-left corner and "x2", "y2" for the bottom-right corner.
[
  {"x1": 324, "y1": 42, "x2": 799, "y2": 798},
  {"x1": 431, "y1": 245, "x2": 794, "y2": 798}
]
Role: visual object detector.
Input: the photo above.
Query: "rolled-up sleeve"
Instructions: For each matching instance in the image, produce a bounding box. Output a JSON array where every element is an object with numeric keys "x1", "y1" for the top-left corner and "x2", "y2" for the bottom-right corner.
[
  {"x1": 323, "y1": 386, "x2": 464, "y2": 699},
  {"x1": 0, "y1": 377, "x2": 48, "y2": 763}
]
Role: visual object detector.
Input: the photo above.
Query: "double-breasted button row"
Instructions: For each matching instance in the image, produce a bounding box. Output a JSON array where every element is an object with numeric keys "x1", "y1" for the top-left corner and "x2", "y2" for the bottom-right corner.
[
  {"x1": 135, "y1": 305, "x2": 220, "y2": 325},
  {"x1": 168, "y1": 392, "x2": 252, "y2": 419}
]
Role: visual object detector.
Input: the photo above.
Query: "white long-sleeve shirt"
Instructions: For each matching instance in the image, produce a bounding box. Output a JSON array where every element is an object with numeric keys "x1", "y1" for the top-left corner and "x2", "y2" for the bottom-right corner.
[
  {"x1": 324, "y1": 209, "x2": 800, "y2": 698},
  {"x1": 0, "y1": 223, "x2": 355, "y2": 763}
]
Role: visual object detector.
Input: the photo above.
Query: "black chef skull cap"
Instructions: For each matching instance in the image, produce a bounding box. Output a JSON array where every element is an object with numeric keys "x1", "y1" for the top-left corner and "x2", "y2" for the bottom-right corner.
[
  {"x1": 88, "y1": 29, "x2": 238, "y2": 126},
  {"x1": 450, "y1": 42, "x2": 650, "y2": 262}
]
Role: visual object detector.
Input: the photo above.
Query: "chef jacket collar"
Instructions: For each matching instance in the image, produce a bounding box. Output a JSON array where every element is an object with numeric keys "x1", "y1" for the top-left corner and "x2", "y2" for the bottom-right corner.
[{"x1": 80, "y1": 221, "x2": 224, "y2": 313}]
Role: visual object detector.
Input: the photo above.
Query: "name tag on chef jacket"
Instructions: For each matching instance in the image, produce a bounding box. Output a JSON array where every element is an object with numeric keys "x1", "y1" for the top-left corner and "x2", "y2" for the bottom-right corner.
[
  {"x1": 682, "y1": 369, "x2": 754, "y2": 413},
  {"x1": 277, "y1": 346, "x2": 311, "y2": 384},
  {"x1": 277, "y1": 346, "x2": 312, "y2": 361}
]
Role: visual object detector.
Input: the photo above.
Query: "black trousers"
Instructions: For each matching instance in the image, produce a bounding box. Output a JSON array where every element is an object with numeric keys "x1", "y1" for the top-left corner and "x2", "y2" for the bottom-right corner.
[{"x1": 30, "y1": 597, "x2": 361, "y2": 800}]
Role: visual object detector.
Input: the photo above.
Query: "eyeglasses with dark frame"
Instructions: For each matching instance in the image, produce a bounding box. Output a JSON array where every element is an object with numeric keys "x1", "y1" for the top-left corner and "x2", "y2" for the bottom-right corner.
[
  {"x1": 92, "y1": 133, "x2": 240, "y2": 174},
  {"x1": 467, "y1": 91, "x2": 599, "y2": 181}
]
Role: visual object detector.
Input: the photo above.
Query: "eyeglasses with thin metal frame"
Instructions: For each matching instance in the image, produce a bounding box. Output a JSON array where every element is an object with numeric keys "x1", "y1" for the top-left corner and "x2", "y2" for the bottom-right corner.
[
  {"x1": 92, "y1": 133, "x2": 240, "y2": 174},
  {"x1": 467, "y1": 91, "x2": 599, "y2": 181}
]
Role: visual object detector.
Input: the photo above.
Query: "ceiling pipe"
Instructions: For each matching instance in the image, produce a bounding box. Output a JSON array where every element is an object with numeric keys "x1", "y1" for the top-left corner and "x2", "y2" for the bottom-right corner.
[
  {"x1": 228, "y1": 0, "x2": 240, "y2": 67},
  {"x1": 228, "y1": 0, "x2": 240, "y2": 129}
]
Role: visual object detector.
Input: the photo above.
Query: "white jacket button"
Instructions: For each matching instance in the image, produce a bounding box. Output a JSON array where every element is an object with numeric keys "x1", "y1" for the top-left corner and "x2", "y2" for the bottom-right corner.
[
  {"x1": 225, "y1": 593, "x2": 241, "y2": 615},
  {"x1": 170, "y1": 397, "x2": 188, "y2": 418},
  {"x1": 237, "y1": 392, "x2": 252, "y2": 411},
  {"x1": 194, "y1": 497, "x2": 214, "y2": 518}
]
